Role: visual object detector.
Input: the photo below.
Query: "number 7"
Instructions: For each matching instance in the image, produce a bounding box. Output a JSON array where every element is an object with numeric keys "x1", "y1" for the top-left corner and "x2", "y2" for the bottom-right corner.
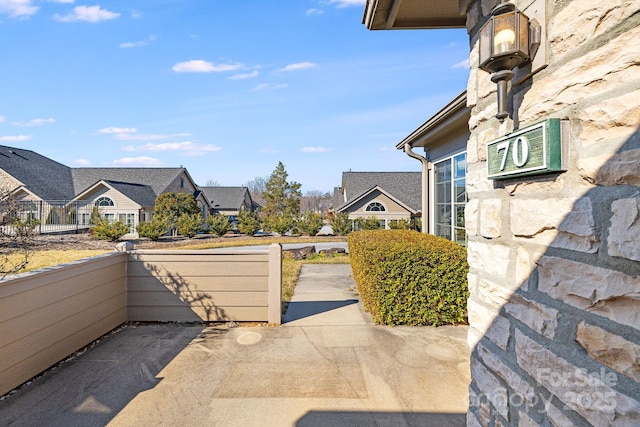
[{"x1": 497, "y1": 140, "x2": 510, "y2": 171}]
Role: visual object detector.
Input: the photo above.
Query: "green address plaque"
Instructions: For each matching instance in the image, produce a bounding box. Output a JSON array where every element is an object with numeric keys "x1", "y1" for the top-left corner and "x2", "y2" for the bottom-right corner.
[{"x1": 487, "y1": 118, "x2": 568, "y2": 179}]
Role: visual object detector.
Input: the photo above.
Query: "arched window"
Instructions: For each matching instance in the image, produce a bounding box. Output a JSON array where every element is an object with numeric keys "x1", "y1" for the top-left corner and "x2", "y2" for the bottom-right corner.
[
  {"x1": 366, "y1": 202, "x2": 385, "y2": 212},
  {"x1": 95, "y1": 196, "x2": 114, "y2": 207}
]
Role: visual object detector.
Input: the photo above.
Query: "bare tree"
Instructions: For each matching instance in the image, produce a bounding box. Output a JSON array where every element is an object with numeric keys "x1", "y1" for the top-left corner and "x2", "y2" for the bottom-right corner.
[
  {"x1": 0, "y1": 188, "x2": 39, "y2": 276},
  {"x1": 205, "y1": 179, "x2": 220, "y2": 186},
  {"x1": 300, "y1": 190, "x2": 332, "y2": 213},
  {"x1": 244, "y1": 176, "x2": 268, "y2": 197}
]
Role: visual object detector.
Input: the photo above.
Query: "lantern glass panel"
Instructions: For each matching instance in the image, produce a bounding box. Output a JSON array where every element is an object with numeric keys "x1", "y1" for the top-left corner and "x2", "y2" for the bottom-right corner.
[
  {"x1": 518, "y1": 12, "x2": 530, "y2": 57},
  {"x1": 493, "y1": 12, "x2": 517, "y2": 55},
  {"x1": 479, "y1": 21, "x2": 493, "y2": 66}
]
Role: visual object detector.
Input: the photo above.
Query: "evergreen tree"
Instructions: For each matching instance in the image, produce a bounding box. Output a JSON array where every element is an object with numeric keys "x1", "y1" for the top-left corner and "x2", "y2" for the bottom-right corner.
[{"x1": 261, "y1": 162, "x2": 302, "y2": 234}]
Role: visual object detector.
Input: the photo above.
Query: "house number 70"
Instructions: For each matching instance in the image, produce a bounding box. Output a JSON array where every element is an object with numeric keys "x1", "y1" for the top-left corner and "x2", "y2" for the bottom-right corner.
[{"x1": 496, "y1": 136, "x2": 530, "y2": 170}]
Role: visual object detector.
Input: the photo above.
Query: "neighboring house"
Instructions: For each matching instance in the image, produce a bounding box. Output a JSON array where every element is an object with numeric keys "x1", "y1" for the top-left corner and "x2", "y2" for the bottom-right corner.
[
  {"x1": 396, "y1": 91, "x2": 470, "y2": 246},
  {"x1": 201, "y1": 186, "x2": 260, "y2": 219},
  {"x1": 0, "y1": 145, "x2": 210, "y2": 236},
  {"x1": 334, "y1": 171, "x2": 421, "y2": 229}
]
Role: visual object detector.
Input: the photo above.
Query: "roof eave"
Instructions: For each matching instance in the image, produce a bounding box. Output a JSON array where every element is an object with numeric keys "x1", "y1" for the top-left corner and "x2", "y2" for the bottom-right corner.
[
  {"x1": 396, "y1": 91, "x2": 469, "y2": 150},
  {"x1": 363, "y1": 0, "x2": 468, "y2": 30}
]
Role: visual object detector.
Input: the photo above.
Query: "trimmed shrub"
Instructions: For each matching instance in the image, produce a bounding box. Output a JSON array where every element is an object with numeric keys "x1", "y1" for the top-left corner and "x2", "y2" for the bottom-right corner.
[
  {"x1": 137, "y1": 219, "x2": 167, "y2": 241},
  {"x1": 237, "y1": 208, "x2": 260, "y2": 235},
  {"x1": 92, "y1": 219, "x2": 129, "y2": 241},
  {"x1": 207, "y1": 214, "x2": 232, "y2": 236},
  {"x1": 389, "y1": 218, "x2": 411, "y2": 230},
  {"x1": 176, "y1": 213, "x2": 202, "y2": 238},
  {"x1": 297, "y1": 211, "x2": 324, "y2": 236},
  {"x1": 329, "y1": 211, "x2": 350, "y2": 236},
  {"x1": 348, "y1": 229, "x2": 468, "y2": 326},
  {"x1": 356, "y1": 216, "x2": 384, "y2": 230}
]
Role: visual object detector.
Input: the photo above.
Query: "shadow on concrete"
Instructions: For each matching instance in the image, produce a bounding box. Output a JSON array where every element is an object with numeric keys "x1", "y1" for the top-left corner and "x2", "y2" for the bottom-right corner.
[
  {"x1": 283, "y1": 299, "x2": 359, "y2": 323},
  {"x1": 0, "y1": 324, "x2": 226, "y2": 427},
  {"x1": 296, "y1": 410, "x2": 466, "y2": 426}
]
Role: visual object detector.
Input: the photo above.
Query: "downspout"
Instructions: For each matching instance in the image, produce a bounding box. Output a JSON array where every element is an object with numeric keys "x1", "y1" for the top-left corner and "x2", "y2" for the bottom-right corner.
[{"x1": 404, "y1": 144, "x2": 429, "y2": 234}]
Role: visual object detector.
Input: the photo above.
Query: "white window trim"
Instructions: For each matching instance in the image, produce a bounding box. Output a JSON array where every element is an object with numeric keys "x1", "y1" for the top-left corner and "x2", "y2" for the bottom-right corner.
[{"x1": 429, "y1": 150, "x2": 467, "y2": 243}]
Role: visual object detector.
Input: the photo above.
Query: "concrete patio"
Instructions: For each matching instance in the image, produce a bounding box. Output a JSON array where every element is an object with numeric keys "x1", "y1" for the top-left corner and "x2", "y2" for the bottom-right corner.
[{"x1": 0, "y1": 264, "x2": 470, "y2": 426}]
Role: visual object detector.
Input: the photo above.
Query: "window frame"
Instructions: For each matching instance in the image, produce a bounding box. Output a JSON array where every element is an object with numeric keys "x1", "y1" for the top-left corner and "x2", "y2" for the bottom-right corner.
[{"x1": 431, "y1": 151, "x2": 467, "y2": 246}]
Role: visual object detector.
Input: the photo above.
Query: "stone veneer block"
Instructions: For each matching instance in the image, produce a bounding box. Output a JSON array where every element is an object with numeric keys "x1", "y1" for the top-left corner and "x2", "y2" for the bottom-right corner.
[
  {"x1": 576, "y1": 321, "x2": 640, "y2": 382},
  {"x1": 515, "y1": 329, "x2": 640, "y2": 426},
  {"x1": 465, "y1": 199, "x2": 479, "y2": 237},
  {"x1": 467, "y1": 298, "x2": 510, "y2": 350},
  {"x1": 520, "y1": 26, "x2": 640, "y2": 122},
  {"x1": 519, "y1": 410, "x2": 542, "y2": 427},
  {"x1": 596, "y1": 148, "x2": 640, "y2": 187},
  {"x1": 608, "y1": 197, "x2": 640, "y2": 261},
  {"x1": 578, "y1": 89, "x2": 640, "y2": 146},
  {"x1": 546, "y1": 402, "x2": 576, "y2": 427},
  {"x1": 480, "y1": 199, "x2": 502, "y2": 238},
  {"x1": 537, "y1": 256, "x2": 640, "y2": 329},
  {"x1": 467, "y1": 241, "x2": 510, "y2": 279},
  {"x1": 477, "y1": 343, "x2": 535, "y2": 402},
  {"x1": 471, "y1": 357, "x2": 509, "y2": 420},
  {"x1": 510, "y1": 198, "x2": 598, "y2": 253},
  {"x1": 504, "y1": 293, "x2": 559, "y2": 339},
  {"x1": 549, "y1": 1, "x2": 640, "y2": 58}
]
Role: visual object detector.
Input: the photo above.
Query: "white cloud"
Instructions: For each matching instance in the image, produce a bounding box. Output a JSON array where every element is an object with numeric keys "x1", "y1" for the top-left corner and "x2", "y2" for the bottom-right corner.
[
  {"x1": 48, "y1": 0, "x2": 74, "y2": 3},
  {"x1": 278, "y1": 62, "x2": 316, "y2": 72},
  {"x1": 0, "y1": 135, "x2": 31, "y2": 141},
  {"x1": 12, "y1": 117, "x2": 55, "y2": 126},
  {"x1": 97, "y1": 126, "x2": 137, "y2": 134},
  {"x1": 259, "y1": 147, "x2": 278, "y2": 154},
  {"x1": 74, "y1": 159, "x2": 90, "y2": 166},
  {"x1": 54, "y1": 5, "x2": 120, "y2": 23},
  {"x1": 120, "y1": 35, "x2": 157, "y2": 48},
  {"x1": 0, "y1": 116, "x2": 5, "y2": 123},
  {"x1": 325, "y1": 0, "x2": 365, "y2": 8},
  {"x1": 114, "y1": 132, "x2": 191, "y2": 141},
  {"x1": 301, "y1": 146, "x2": 330, "y2": 153},
  {"x1": 172, "y1": 60, "x2": 243, "y2": 73},
  {"x1": 306, "y1": 8, "x2": 323, "y2": 16},
  {"x1": 122, "y1": 141, "x2": 222, "y2": 156},
  {"x1": 228, "y1": 70, "x2": 259, "y2": 80},
  {"x1": 451, "y1": 59, "x2": 470, "y2": 69},
  {"x1": 113, "y1": 156, "x2": 162, "y2": 166},
  {"x1": 252, "y1": 83, "x2": 288, "y2": 92},
  {"x1": 0, "y1": 0, "x2": 39, "y2": 17}
]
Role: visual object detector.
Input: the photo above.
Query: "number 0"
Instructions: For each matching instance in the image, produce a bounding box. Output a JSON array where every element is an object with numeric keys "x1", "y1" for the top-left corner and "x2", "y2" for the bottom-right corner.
[{"x1": 512, "y1": 136, "x2": 529, "y2": 167}]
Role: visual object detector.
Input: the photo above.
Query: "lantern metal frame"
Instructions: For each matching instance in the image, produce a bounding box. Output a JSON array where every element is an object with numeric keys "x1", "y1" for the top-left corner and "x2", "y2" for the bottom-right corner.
[{"x1": 479, "y1": 1, "x2": 540, "y2": 122}]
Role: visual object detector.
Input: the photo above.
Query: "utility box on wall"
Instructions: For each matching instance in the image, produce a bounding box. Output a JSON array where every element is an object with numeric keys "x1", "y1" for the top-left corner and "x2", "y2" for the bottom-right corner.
[{"x1": 487, "y1": 118, "x2": 569, "y2": 179}]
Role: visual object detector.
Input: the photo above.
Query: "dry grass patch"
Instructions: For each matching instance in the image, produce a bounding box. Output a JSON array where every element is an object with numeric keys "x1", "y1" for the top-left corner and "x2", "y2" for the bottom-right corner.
[
  {"x1": 178, "y1": 236, "x2": 346, "y2": 250},
  {"x1": 8, "y1": 250, "x2": 111, "y2": 274}
]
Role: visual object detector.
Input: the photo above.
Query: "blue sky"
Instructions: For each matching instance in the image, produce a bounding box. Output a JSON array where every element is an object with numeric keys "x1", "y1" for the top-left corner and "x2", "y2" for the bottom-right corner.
[{"x1": 0, "y1": 0, "x2": 469, "y2": 193}]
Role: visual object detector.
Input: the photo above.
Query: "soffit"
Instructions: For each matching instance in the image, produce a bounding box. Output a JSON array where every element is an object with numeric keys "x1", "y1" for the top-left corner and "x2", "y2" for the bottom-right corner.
[{"x1": 363, "y1": 0, "x2": 466, "y2": 30}]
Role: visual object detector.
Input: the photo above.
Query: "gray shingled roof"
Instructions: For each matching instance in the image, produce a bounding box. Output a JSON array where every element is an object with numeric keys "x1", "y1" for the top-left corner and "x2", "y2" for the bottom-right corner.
[
  {"x1": 71, "y1": 168, "x2": 185, "y2": 198},
  {"x1": 201, "y1": 186, "x2": 251, "y2": 211},
  {"x1": 103, "y1": 181, "x2": 158, "y2": 206},
  {"x1": 0, "y1": 145, "x2": 75, "y2": 200},
  {"x1": 338, "y1": 172, "x2": 421, "y2": 211}
]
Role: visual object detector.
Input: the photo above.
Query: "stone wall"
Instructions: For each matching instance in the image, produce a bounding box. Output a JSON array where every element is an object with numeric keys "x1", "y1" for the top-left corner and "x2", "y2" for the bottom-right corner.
[{"x1": 464, "y1": 0, "x2": 640, "y2": 425}]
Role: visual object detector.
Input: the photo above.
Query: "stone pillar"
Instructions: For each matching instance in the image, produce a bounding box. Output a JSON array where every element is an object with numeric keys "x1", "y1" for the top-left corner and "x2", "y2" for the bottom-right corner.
[{"x1": 464, "y1": 0, "x2": 640, "y2": 425}]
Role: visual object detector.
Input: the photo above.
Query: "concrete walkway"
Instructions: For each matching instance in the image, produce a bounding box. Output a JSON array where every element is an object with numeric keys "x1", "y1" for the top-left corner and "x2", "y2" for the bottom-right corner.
[{"x1": 0, "y1": 264, "x2": 470, "y2": 427}]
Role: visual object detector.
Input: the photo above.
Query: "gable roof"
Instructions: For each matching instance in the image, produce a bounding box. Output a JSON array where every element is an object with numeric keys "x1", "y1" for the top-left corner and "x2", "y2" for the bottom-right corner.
[
  {"x1": 201, "y1": 186, "x2": 254, "y2": 211},
  {"x1": 70, "y1": 168, "x2": 189, "y2": 198},
  {"x1": 73, "y1": 179, "x2": 158, "y2": 207},
  {"x1": 337, "y1": 185, "x2": 418, "y2": 214},
  {"x1": 338, "y1": 171, "x2": 421, "y2": 211},
  {"x1": 0, "y1": 145, "x2": 75, "y2": 200}
]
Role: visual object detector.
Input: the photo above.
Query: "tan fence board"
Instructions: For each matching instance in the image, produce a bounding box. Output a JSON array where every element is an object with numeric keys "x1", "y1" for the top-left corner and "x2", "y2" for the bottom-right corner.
[
  {"x1": 127, "y1": 290, "x2": 267, "y2": 307},
  {"x1": 127, "y1": 305, "x2": 268, "y2": 322},
  {"x1": 0, "y1": 309, "x2": 125, "y2": 396},
  {"x1": 0, "y1": 263, "x2": 126, "y2": 322},
  {"x1": 127, "y1": 276, "x2": 268, "y2": 292},
  {"x1": 127, "y1": 261, "x2": 268, "y2": 277},
  {"x1": 129, "y1": 253, "x2": 268, "y2": 263},
  {"x1": 0, "y1": 279, "x2": 125, "y2": 347}
]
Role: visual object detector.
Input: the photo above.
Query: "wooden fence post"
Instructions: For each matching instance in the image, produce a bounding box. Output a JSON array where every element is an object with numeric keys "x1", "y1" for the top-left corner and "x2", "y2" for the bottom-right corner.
[{"x1": 268, "y1": 243, "x2": 282, "y2": 325}]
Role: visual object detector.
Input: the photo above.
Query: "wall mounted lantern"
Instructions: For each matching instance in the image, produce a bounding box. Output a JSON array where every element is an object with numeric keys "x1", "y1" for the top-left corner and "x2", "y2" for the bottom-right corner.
[{"x1": 479, "y1": 1, "x2": 540, "y2": 122}]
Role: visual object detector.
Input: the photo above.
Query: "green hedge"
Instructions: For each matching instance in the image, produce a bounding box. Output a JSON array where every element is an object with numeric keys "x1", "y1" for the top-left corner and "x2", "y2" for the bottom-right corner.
[{"x1": 348, "y1": 230, "x2": 469, "y2": 326}]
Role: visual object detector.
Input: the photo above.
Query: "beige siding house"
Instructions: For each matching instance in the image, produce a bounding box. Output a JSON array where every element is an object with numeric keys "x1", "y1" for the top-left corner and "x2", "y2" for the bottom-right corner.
[{"x1": 0, "y1": 145, "x2": 212, "y2": 237}]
